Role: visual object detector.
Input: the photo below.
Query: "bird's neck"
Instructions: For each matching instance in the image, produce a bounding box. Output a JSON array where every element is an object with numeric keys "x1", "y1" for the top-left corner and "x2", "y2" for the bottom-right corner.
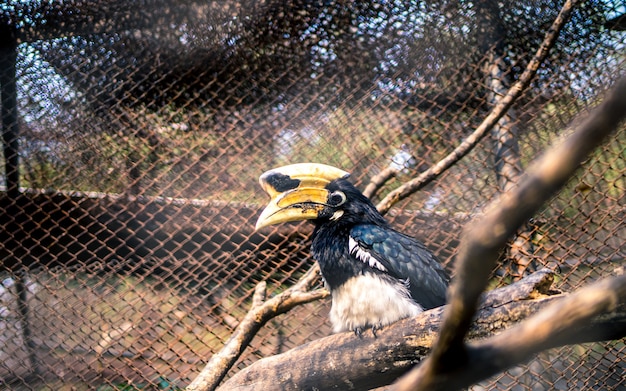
[{"x1": 311, "y1": 221, "x2": 362, "y2": 290}]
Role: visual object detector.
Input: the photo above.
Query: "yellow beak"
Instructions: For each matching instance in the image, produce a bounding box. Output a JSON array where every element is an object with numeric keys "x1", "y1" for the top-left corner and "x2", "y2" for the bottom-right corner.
[{"x1": 255, "y1": 163, "x2": 350, "y2": 230}]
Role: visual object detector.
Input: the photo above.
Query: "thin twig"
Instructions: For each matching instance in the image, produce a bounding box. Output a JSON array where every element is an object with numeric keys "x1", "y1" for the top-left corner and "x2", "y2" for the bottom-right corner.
[
  {"x1": 375, "y1": 0, "x2": 581, "y2": 215},
  {"x1": 186, "y1": 264, "x2": 327, "y2": 391},
  {"x1": 362, "y1": 166, "x2": 398, "y2": 199}
]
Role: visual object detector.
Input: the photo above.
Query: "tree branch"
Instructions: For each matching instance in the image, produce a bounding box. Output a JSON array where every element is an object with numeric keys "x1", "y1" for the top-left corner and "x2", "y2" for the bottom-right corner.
[
  {"x1": 218, "y1": 270, "x2": 556, "y2": 390},
  {"x1": 363, "y1": 166, "x2": 398, "y2": 199},
  {"x1": 389, "y1": 77, "x2": 626, "y2": 389},
  {"x1": 375, "y1": 0, "x2": 580, "y2": 214},
  {"x1": 393, "y1": 274, "x2": 626, "y2": 391},
  {"x1": 185, "y1": 264, "x2": 327, "y2": 391},
  {"x1": 217, "y1": 270, "x2": 626, "y2": 390},
  {"x1": 466, "y1": 274, "x2": 626, "y2": 385}
]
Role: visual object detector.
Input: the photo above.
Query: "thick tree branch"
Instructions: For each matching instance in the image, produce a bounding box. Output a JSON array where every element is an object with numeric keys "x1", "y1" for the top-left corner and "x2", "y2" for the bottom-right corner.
[
  {"x1": 395, "y1": 274, "x2": 626, "y2": 391},
  {"x1": 463, "y1": 274, "x2": 626, "y2": 387},
  {"x1": 185, "y1": 265, "x2": 327, "y2": 391},
  {"x1": 375, "y1": 0, "x2": 580, "y2": 214},
  {"x1": 217, "y1": 270, "x2": 626, "y2": 390},
  {"x1": 218, "y1": 270, "x2": 556, "y2": 390},
  {"x1": 390, "y1": 76, "x2": 626, "y2": 389}
]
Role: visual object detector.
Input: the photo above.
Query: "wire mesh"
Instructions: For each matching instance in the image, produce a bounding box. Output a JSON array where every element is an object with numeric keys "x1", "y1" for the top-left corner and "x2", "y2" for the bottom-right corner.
[{"x1": 1, "y1": 0, "x2": 625, "y2": 389}]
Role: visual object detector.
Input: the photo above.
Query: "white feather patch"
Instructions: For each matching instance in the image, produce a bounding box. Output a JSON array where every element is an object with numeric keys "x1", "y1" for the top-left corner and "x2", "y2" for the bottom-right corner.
[
  {"x1": 329, "y1": 273, "x2": 423, "y2": 333},
  {"x1": 348, "y1": 236, "x2": 387, "y2": 272}
]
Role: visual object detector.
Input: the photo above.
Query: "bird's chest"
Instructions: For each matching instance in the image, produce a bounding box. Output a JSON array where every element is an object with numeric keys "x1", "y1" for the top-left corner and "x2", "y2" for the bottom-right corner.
[{"x1": 328, "y1": 273, "x2": 422, "y2": 333}]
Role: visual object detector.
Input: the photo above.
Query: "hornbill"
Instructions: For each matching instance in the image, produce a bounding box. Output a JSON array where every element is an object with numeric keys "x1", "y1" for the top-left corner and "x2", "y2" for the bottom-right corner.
[{"x1": 255, "y1": 163, "x2": 449, "y2": 335}]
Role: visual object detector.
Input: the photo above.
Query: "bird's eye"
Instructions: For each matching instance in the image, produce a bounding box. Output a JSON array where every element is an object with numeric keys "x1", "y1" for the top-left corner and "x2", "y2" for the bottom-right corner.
[{"x1": 328, "y1": 190, "x2": 347, "y2": 206}]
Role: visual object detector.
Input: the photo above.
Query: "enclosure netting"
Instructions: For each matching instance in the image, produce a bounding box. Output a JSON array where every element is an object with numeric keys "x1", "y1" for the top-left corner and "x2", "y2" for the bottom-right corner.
[{"x1": 1, "y1": 0, "x2": 625, "y2": 390}]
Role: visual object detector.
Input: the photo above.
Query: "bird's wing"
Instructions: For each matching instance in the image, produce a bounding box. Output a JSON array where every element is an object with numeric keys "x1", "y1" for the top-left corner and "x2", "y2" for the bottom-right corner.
[{"x1": 349, "y1": 224, "x2": 449, "y2": 309}]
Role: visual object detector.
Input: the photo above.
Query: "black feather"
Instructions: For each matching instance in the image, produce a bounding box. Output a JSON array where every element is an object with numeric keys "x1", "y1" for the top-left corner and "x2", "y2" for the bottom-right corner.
[
  {"x1": 349, "y1": 224, "x2": 448, "y2": 309},
  {"x1": 310, "y1": 178, "x2": 449, "y2": 310}
]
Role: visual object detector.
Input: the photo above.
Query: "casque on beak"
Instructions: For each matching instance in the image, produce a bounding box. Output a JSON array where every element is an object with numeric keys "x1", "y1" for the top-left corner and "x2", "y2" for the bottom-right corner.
[{"x1": 255, "y1": 163, "x2": 350, "y2": 230}]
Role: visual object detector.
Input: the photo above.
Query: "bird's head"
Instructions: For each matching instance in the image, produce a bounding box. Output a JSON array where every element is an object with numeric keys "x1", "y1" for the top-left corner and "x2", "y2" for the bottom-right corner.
[{"x1": 255, "y1": 163, "x2": 386, "y2": 230}]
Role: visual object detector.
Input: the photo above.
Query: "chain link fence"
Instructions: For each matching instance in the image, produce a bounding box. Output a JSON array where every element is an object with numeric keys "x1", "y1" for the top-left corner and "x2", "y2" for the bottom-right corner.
[{"x1": 1, "y1": 0, "x2": 625, "y2": 389}]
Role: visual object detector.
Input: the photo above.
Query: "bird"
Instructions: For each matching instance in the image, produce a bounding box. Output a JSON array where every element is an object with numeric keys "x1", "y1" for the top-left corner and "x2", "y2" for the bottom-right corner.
[{"x1": 255, "y1": 162, "x2": 449, "y2": 336}]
